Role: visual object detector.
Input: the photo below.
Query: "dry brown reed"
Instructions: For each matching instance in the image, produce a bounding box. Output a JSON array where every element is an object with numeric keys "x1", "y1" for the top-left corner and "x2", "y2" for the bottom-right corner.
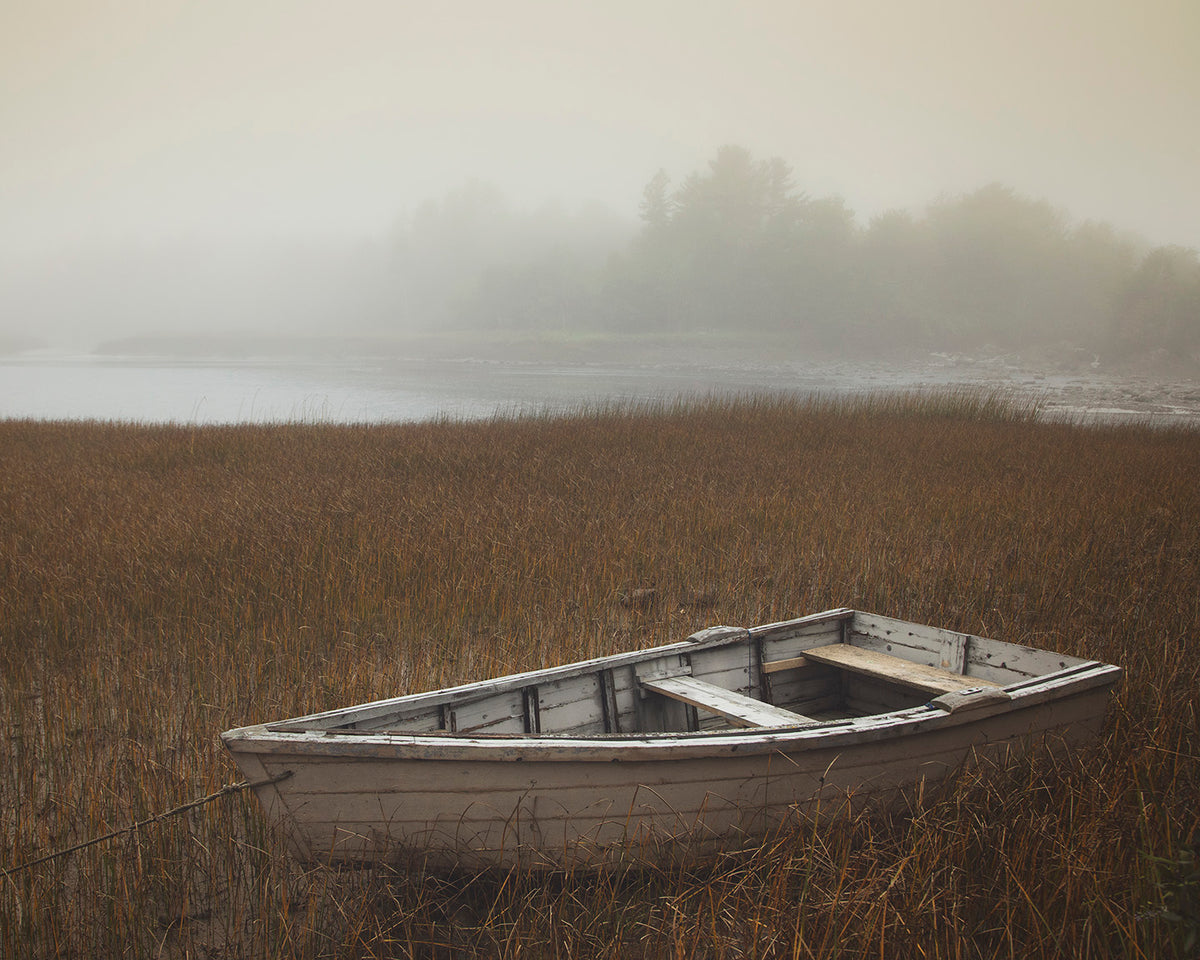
[{"x1": 1, "y1": 390, "x2": 1197, "y2": 958}]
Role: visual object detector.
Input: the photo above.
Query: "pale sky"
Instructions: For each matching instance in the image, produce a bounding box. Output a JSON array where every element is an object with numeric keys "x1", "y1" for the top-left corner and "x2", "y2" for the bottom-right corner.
[{"x1": 1, "y1": 0, "x2": 1198, "y2": 339}]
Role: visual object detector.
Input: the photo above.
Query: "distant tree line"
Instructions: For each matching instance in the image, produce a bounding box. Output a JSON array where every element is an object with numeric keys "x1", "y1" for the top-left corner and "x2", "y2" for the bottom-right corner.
[{"x1": 390, "y1": 146, "x2": 1200, "y2": 364}]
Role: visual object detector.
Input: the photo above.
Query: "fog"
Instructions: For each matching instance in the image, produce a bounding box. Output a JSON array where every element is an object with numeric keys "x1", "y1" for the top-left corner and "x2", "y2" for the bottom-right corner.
[{"x1": 2, "y1": 1, "x2": 1197, "y2": 352}]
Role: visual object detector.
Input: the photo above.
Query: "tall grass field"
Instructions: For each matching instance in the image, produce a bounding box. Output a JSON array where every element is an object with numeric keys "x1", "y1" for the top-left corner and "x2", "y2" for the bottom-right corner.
[{"x1": 2, "y1": 392, "x2": 1197, "y2": 958}]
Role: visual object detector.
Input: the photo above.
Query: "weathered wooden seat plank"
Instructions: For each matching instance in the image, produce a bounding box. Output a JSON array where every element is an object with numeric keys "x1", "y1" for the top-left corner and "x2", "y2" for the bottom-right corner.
[
  {"x1": 640, "y1": 675, "x2": 815, "y2": 728},
  {"x1": 799, "y1": 644, "x2": 1001, "y2": 695}
]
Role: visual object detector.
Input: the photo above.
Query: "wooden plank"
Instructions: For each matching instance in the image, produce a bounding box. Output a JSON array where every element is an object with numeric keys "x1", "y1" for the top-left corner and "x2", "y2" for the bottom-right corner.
[
  {"x1": 847, "y1": 613, "x2": 945, "y2": 669},
  {"x1": 535, "y1": 675, "x2": 603, "y2": 733},
  {"x1": 449, "y1": 689, "x2": 526, "y2": 736},
  {"x1": 755, "y1": 621, "x2": 846, "y2": 663},
  {"x1": 802, "y1": 644, "x2": 1002, "y2": 696},
  {"x1": 747, "y1": 608, "x2": 853, "y2": 643},
  {"x1": 598, "y1": 669, "x2": 620, "y2": 734},
  {"x1": 640, "y1": 676, "x2": 815, "y2": 729},
  {"x1": 964, "y1": 634, "x2": 1081, "y2": 683},
  {"x1": 762, "y1": 655, "x2": 811, "y2": 674},
  {"x1": 768, "y1": 668, "x2": 839, "y2": 706},
  {"x1": 940, "y1": 631, "x2": 968, "y2": 674},
  {"x1": 844, "y1": 685, "x2": 927, "y2": 717},
  {"x1": 850, "y1": 612, "x2": 1085, "y2": 684},
  {"x1": 691, "y1": 660, "x2": 755, "y2": 698},
  {"x1": 522, "y1": 686, "x2": 541, "y2": 734}
]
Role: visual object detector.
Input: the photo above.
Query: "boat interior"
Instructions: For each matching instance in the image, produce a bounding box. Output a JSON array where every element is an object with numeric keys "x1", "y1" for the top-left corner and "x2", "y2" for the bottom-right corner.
[{"x1": 269, "y1": 609, "x2": 1084, "y2": 738}]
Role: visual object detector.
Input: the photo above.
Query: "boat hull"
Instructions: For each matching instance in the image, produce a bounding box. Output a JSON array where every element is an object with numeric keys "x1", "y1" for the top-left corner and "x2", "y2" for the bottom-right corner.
[{"x1": 223, "y1": 665, "x2": 1115, "y2": 871}]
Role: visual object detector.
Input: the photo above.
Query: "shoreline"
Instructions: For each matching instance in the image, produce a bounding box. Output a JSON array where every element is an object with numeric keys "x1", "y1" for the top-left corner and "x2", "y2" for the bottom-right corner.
[{"x1": 3, "y1": 335, "x2": 1199, "y2": 426}]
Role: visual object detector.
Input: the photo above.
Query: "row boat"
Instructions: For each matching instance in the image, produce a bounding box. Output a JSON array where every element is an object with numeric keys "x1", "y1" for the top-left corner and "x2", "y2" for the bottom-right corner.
[{"x1": 221, "y1": 608, "x2": 1120, "y2": 871}]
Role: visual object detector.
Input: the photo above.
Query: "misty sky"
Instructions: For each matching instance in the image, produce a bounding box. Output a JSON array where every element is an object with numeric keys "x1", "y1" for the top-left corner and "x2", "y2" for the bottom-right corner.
[{"x1": 2, "y1": 0, "x2": 1198, "y2": 342}]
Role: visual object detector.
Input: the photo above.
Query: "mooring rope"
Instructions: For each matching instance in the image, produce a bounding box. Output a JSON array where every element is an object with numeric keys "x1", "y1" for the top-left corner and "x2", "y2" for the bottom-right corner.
[{"x1": 0, "y1": 770, "x2": 292, "y2": 878}]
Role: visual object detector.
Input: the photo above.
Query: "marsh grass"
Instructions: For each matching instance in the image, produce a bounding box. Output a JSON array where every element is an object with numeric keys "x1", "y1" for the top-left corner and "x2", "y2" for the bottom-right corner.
[{"x1": 1, "y1": 390, "x2": 1197, "y2": 958}]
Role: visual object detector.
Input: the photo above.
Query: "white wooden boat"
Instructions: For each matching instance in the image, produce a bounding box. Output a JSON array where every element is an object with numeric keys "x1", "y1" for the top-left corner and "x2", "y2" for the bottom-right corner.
[{"x1": 221, "y1": 609, "x2": 1120, "y2": 871}]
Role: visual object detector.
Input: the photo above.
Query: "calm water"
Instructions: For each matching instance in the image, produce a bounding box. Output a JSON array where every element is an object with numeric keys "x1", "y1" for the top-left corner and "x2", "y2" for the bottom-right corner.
[
  {"x1": 0, "y1": 352, "x2": 918, "y2": 424},
  {"x1": 2, "y1": 351, "x2": 1196, "y2": 425}
]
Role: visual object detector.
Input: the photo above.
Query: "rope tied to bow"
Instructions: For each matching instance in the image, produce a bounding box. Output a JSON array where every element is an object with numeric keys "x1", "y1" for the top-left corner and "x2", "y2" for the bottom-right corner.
[{"x1": 1, "y1": 770, "x2": 292, "y2": 878}]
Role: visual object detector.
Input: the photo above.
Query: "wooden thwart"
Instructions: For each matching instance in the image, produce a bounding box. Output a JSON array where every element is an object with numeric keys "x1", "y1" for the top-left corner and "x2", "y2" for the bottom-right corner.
[
  {"x1": 640, "y1": 675, "x2": 815, "y2": 728},
  {"x1": 798, "y1": 644, "x2": 1002, "y2": 696}
]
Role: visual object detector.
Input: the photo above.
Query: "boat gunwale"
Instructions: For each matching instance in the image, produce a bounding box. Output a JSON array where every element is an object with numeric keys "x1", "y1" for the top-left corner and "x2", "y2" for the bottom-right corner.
[{"x1": 220, "y1": 661, "x2": 1121, "y2": 763}]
